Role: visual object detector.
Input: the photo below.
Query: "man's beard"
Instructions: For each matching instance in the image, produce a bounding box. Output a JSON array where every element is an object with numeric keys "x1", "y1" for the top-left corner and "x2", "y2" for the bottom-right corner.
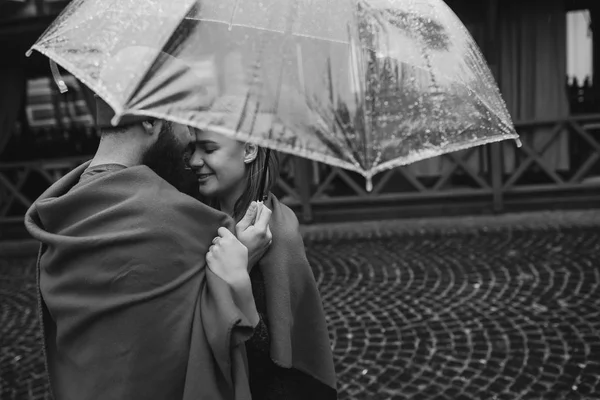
[{"x1": 141, "y1": 122, "x2": 198, "y2": 197}]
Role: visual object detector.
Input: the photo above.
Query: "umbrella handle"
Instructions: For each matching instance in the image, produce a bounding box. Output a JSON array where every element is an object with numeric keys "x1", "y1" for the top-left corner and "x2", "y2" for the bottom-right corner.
[{"x1": 257, "y1": 148, "x2": 271, "y2": 201}]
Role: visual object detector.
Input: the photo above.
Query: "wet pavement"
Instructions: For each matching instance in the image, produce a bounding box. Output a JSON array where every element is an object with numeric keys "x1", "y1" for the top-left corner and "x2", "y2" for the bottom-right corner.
[{"x1": 1, "y1": 212, "x2": 600, "y2": 400}]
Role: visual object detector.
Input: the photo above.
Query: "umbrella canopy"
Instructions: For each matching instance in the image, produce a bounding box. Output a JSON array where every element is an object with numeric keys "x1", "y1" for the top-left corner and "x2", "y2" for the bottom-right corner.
[{"x1": 29, "y1": 0, "x2": 519, "y2": 189}]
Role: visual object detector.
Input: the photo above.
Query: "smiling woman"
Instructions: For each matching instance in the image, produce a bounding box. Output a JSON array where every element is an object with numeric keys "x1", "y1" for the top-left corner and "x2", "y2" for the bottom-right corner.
[
  {"x1": 189, "y1": 129, "x2": 279, "y2": 221},
  {"x1": 187, "y1": 127, "x2": 337, "y2": 399}
]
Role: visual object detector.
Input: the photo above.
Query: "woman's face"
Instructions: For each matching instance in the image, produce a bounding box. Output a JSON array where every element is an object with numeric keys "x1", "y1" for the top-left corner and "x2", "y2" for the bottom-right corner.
[{"x1": 189, "y1": 129, "x2": 247, "y2": 200}]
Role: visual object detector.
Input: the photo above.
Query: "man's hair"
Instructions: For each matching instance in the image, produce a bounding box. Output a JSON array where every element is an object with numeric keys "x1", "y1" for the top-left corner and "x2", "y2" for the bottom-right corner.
[
  {"x1": 99, "y1": 119, "x2": 152, "y2": 138},
  {"x1": 100, "y1": 126, "x2": 130, "y2": 137}
]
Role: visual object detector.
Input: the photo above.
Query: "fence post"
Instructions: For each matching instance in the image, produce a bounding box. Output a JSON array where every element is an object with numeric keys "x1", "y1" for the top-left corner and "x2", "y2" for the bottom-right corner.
[
  {"x1": 489, "y1": 143, "x2": 504, "y2": 212},
  {"x1": 293, "y1": 157, "x2": 313, "y2": 223}
]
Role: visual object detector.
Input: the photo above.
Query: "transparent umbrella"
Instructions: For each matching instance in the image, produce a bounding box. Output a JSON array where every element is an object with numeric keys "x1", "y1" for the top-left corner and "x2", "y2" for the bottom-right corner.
[{"x1": 29, "y1": 0, "x2": 520, "y2": 191}]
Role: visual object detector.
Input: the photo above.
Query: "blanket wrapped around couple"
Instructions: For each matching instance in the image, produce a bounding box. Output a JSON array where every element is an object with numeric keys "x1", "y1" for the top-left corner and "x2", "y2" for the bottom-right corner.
[
  {"x1": 25, "y1": 162, "x2": 254, "y2": 400},
  {"x1": 258, "y1": 194, "x2": 337, "y2": 392}
]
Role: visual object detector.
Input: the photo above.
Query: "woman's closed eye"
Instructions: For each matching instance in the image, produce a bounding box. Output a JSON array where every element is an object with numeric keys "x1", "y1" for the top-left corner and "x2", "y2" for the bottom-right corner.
[{"x1": 196, "y1": 141, "x2": 219, "y2": 154}]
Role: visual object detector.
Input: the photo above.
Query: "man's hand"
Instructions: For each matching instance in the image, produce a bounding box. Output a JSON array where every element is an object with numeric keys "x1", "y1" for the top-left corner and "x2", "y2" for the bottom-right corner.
[
  {"x1": 235, "y1": 201, "x2": 273, "y2": 269},
  {"x1": 206, "y1": 227, "x2": 249, "y2": 286},
  {"x1": 206, "y1": 227, "x2": 260, "y2": 327}
]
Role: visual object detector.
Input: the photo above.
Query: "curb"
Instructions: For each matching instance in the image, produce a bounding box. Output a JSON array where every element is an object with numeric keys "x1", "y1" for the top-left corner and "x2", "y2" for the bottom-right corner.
[
  {"x1": 2, "y1": 209, "x2": 599, "y2": 257},
  {"x1": 299, "y1": 209, "x2": 600, "y2": 242}
]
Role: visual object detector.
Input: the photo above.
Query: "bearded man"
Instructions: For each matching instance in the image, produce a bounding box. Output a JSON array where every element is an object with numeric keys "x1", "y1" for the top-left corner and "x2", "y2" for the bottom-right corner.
[{"x1": 24, "y1": 84, "x2": 270, "y2": 400}]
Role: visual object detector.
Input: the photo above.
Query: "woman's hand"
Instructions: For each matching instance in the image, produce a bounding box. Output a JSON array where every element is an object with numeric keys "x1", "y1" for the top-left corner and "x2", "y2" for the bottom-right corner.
[{"x1": 235, "y1": 201, "x2": 273, "y2": 269}]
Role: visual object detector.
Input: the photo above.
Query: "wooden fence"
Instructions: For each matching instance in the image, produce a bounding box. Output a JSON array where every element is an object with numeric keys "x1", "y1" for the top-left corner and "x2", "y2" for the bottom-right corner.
[{"x1": 1, "y1": 114, "x2": 600, "y2": 226}]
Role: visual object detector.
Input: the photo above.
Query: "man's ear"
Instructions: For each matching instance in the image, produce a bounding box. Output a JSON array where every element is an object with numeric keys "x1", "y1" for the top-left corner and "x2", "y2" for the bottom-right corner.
[
  {"x1": 244, "y1": 142, "x2": 259, "y2": 164},
  {"x1": 142, "y1": 120, "x2": 162, "y2": 137}
]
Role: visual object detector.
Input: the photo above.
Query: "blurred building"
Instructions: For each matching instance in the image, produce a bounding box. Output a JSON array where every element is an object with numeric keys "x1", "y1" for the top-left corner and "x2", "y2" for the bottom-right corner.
[{"x1": 0, "y1": 0, "x2": 599, "y2": 236}]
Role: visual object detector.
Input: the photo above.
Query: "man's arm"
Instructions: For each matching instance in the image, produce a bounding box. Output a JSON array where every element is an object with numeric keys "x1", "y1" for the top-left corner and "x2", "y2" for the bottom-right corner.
[{"x1": 206, "y1": 227, "x2": 260, "y2": 327}]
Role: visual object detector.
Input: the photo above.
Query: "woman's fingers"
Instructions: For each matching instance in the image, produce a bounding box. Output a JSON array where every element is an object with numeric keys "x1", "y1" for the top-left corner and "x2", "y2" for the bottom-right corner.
[
  {"x1": 254, "y1": 203, "x2": 272, "y2": 231},
  {"x1": 236, "y1": 201, "x2": 258, "y2": 233},
  {"x1": 255, "y1": 201, "x2": 264, "y2": 221}
]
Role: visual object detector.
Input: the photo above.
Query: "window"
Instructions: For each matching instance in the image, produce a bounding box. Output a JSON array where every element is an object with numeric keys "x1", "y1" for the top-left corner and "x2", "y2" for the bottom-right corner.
[
  {"x1": 25, "y1": 75, "x2": 94, "y2": 128},
  {"x1": 566, "y1": 9, "x2": 594, "y2": 113},
  {"x1": 567, "y1": 9, "x2": 593, "y2": 84}
]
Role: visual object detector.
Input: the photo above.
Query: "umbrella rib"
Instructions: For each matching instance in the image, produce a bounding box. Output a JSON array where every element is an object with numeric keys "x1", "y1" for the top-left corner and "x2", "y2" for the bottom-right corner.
[
  {"x1": 326, "y1": 49, "x2": 365, "y2": 167},
  {"x1": 228, "y1": 0, "x2": 241, "y2": 30},
  {"x1": 258, "y1": 0, "x2": 299, "y2": 198},
  {"x1": 235, "y1": 28, "x2": 271, "y2": 136},
  {"x1": 347, "y1": 22, "x2": 371, "y2": 172},
  {"x1": 331, "y1": 111, "x2": 364, "y2": 169},
  {"x1": 237, "y1": 3, "x2": 288, "y2": 139},
  {"x1": 185, "y1": 17, "x2": 351, "y2": 45},
  {"x1": 321, "y1": 57, "x2": 357, "y2": 164}
]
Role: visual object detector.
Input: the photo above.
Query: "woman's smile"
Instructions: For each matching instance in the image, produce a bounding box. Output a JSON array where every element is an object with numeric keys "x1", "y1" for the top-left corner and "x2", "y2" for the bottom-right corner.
[{"x1": 197, "y1": 173, "x2": 214, "y2": 183}]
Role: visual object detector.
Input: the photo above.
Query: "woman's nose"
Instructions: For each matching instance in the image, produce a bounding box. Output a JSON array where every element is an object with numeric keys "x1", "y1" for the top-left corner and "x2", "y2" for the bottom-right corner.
[{"x1": 188, "y1": 152, "x2": 204, "y2": 169}]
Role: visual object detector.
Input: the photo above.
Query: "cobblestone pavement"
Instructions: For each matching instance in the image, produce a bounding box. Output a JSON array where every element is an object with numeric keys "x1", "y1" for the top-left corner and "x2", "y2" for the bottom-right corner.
[
  {"x1": 0, "y1": 257, "x2": 47, "y2": 400},
  {"x1": 2, "y1": 216, "x2": 600, "y2": 400}
]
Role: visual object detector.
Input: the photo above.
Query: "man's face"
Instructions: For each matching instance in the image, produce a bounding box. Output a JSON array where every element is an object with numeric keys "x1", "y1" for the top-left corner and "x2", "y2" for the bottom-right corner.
[{"x1": 141, "y1": 121, "x2": 197, "y2": 195}]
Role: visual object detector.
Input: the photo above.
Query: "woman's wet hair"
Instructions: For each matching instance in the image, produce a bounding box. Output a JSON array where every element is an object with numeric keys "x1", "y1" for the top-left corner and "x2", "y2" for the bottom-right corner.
[{"x1": 235, "y1": 146, "x2": 280, "y2": 220}]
